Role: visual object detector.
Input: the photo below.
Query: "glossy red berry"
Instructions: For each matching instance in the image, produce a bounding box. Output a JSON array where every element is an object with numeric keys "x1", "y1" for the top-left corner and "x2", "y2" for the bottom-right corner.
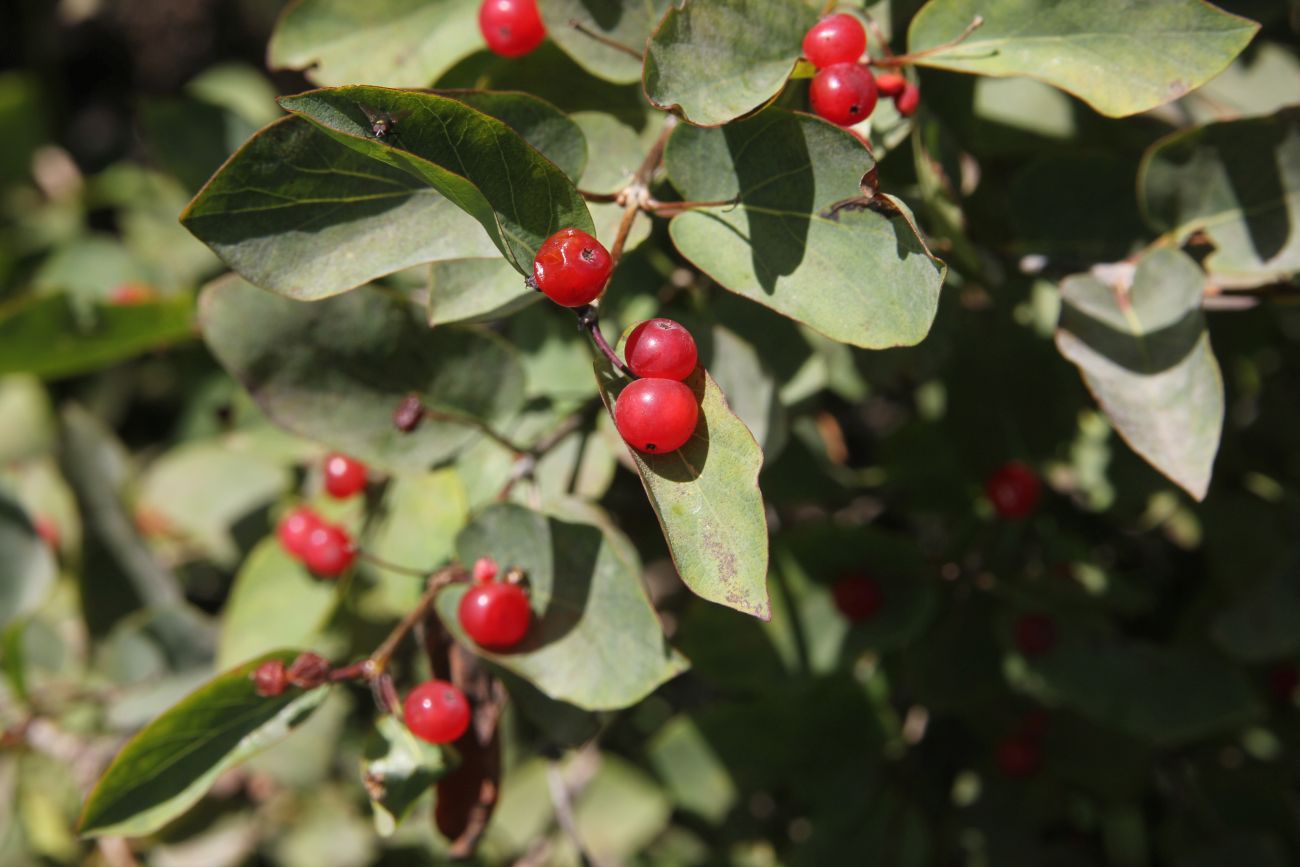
[
  {"x1": 614, "y1": 378, "x2": 699, "y2": 454},
  {"x1": 875, "y1": 72, "x2": 906, "y2": 97},
  {"x1": 277, "y1": 507, "x2": 320, "y2": 559},
  {"x1": 895, "y1": 82, "x2": 921, "y2": 117},
  {"x1": 405, "y1": 679, "x2": 472, "y2": 744},
  {"x1": 802, "y1": 14, "x2": 866, "y2": 68},
  {"x1": 809, "y1": 63, "x2": 878, "y2": 127},
  {"x1": 624, "y1": 319, "x2": 698, "y2": 381},
  {"x1": 1014, "y1": 613, "x2": 1057, "y2": 657},
  {"x1": 323, "y1": 452, "x2": 367, "y2": 498},
  {"x1": 986, "y1": 461, "x2": 1042, "y2": 519},
  {"x1": 301, "y1": 522, "x2": 355, "y2": 577},
  {"x1": 1269, "y1": 664, "x2": 1299, "y2": 705},
  {"x1": 472, "y1": 556, "x2": 499, "y2": 584},
  {"x1": 996, "y1": 735, "x2": 1042, "y2": 778},
  {"x1": 459, "y1": 582, "x2": 531, "y2": 650},
  {"x1": 832, "y1": 574, "x2": 882, "y2": 622},
  {"x1": 479, "y1": 0, "x2": 546, "y2": 58},
  {"x1": 532, "y1": 228, "x2": 613, "y2": 307}
]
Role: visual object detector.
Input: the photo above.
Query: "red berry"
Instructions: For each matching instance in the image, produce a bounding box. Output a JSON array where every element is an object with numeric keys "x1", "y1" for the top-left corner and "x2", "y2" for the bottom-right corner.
[
  {"x1": 472, "y1": 556, "x2": 499, "y2": 584},
  {"x1": 985, "y1": 461, "x2": 1041, "y2": 520},
  {"x1": 479, "y1": 0, "x2": 546, "y2": 58},
  {"x1": 875, "y1": 72, "x2": 906, "y2": 96},
  {"x1": 1269, "y1": 664, "x2": 1299, "y2": 705},
  {"x1": 809, "y1": 63, "x2": 878, "y2": 127},
  {"x1": 832, "y1": 573, "x2": 882, "y2": 622},
  {"x1": 895, "y1": 82, "x2": 921, "y2": 117},
  {"x1": 624, "y1": 319, "x2": 698, "y2": 381},
  {"x1": 301, "y1": 522, "x2": 355, "y2": 577},
  {"x1": 323, "y1": 452, "x2": 367, "y2": 498},
  {"x1": 614, "y1": 378, "x2": 699, "y2": 454},
  {"x1": 404, "y1": 679, "x2": 472, "y2": 744},
  {"x1": 459, "y1": 582, "x2": 532, "y2": 650},
  {"x1": 277, "y1": 507, "x2": 320, "y2": 559},
  {"x1": 802, "y1": 14, "x2": 866, "y2": 68},
  {"x1": 996, "y1": 735, "x2": 1041, "y2": 778},
  {"x1": 532, "y1": 228, "x2": 613, "y2": 307},
  {"x1": 34, "y1": 515, "x2": 60, "y2": 550},
  {"x1": 108, "y1": 282, "x2": 155, "y2": 305},
  {"x1": 1014, "y1": 613, "x2": 1057, "y2": 658},
  {"x1": 252, "y1": 660, "x2": 287, "y2": 697},
  {"x1": 285, "y1": 652, "x2": 332, "y2": 689}
]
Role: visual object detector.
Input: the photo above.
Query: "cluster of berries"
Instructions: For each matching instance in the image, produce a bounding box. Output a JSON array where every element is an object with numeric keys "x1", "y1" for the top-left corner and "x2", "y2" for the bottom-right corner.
[
  {"x1": 532, "y1": 228, "x2": 702, "y2": 454},
  {"x1": 802, "y1": 13, "x2": 919, "y2": 127},
  {"x1": 275, "y1": 452, "x2": 369, "y2": 577}
]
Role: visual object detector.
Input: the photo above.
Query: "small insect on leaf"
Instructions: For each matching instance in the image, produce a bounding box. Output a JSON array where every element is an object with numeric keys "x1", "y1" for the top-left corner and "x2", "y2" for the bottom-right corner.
[{"x1": 357, "y1": 103, "x2": 412, "y2": 140}]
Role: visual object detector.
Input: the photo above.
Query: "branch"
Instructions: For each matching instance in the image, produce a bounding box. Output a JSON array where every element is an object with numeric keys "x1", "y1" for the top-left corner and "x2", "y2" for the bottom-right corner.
[
  {"x1": 871, "y1": 15, "x2": 983, "y2": 67},
  {"x1": 569, "y1": 19, "x2": 642, "y2": 59},
  {"x1": 369, "y1": 565, "x2": 463, "y2": 673}
]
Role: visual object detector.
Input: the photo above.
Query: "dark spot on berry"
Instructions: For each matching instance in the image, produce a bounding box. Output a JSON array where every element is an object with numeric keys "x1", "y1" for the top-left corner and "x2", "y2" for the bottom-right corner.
[
  {"x1": 646, "y1": 443, "x2": 658, "y2": 451},
  {"x1": 849, "y1": 104, "x2": 860, "y2": 115},
  {"x1": 580, "y1": 247, "x2": 596, "y2": 263}
]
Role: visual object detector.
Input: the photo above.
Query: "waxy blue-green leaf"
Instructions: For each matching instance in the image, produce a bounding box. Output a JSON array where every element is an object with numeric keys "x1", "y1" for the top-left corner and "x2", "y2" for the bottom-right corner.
[
  {"x1": 595, "y1": 355, "x2": 770, "y2": 620},
  {"x1": 907, "y1": 0, "x2": 1259, "y2": 118},
  {"x1": 666, "y1": 108, "x2": 945, "y2": 349},
  {"x1": 435, "y1": 503, "x2": 688, "y2": 710},
  {"x1": 269, "y1": 0, "x2": 483, "y2": 88},
  {"x1": 361, "y1": 715, "x2": 453, "y2": 836},
  {"x1": 183, "y1": 90, "x2": 587, "y2": 300},
  {"x1": 278, "y1": 86, "x2": 593, "y2": 276},
  {"x1": 538, "y1": 0, "x2": 668, "y2": 85},
  {"x1": 427, "y1": 258, "x2": 538, "y2": 326},
  {"x1": 0, "y1": 492, "x2": 56, "y2": 630},
  {"x1": 643, "y1": 0, "x2": 817, "y2": 127},
  {"x1": 1139, "y1": 107, "x2": 1300, "y2": 288},
  {"x1": 1056, "y1": 249, "x2": 1222, "y2": 500},
  {"x1": 199, "y1": 276, "x2": 525, "y2": 473},
  {"x1": 79, "y1": 651, "x2": 330, "y2": 837},
  {"x1": 217, "y1": 539, "x2": 339, "y2": 669}
]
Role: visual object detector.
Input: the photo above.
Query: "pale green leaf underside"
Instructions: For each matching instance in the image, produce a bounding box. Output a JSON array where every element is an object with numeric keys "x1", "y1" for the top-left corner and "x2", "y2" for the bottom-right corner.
[{"x1": 539, "y1": 0, "x2": 669, "y2": 85}]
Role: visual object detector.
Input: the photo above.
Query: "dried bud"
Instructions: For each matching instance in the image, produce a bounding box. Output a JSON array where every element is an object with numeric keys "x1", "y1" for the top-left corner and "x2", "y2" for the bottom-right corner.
[
  {"x1": 472, "y1": 556, "x2": 499, "y2": 584},
  {"x1": 285, "y1": 652, "x2": 331, "y2": 689},
  {"x1": 393, "y1": 393, "x2": 425, "y2": 433},
  {"x1": 252, "y1": 660, "x2": 287, "y2": 697}
]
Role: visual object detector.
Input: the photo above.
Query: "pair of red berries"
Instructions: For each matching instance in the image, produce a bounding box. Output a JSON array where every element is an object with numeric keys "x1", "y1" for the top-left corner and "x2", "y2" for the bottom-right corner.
[
  {"x1": 802, "y1": 14, "x2": 920, "y2": 126},
  {"x1": 615, "y1": 319, "x2": 701, "y2": 454},
  {"x1": 277, "y1": 507, "x2": 356, "y2": 577},
  {"x1": 479, "y1": 0, "x2": 546, "y2": 58},
  {"x1": 458, "y1": 556, "x2": 532, "y2": 650}
]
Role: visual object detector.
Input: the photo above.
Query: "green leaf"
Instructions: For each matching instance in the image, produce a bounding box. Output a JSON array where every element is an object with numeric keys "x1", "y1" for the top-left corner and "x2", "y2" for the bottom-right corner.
[
  {"x1": 647, "y1": 716, "x2": 739, "y2": 825},
  {"x1": 278, "y1": 86, "x2": 594, "y2": 276},
  {"x1": 217, "y1": 540, "x2": 339, "y2": 669},
  {"x1": 361, "y1": 715, "x2": 453, "y2": 836},
  {"x1": 665, "y1": 108, "x2": 945, "y2": 349},
  {"x1": 644, "y1": 0, "x2": 817, "y2": 127},
  {"x1": 595, "y1": 357, "x2": 770, "y2": 620},
  {"x1": 1211, "y1": 570, "x2": 1300, "y2": 663},
  {"x1": 79, "y1": 651, "x2": 330, "y2": 837},
  {"x1": 1055, "y1": 249, "x2": 1223, "y2": 500},
  {"x1": 435, "y1": 503, "x2": 688, "y2": 710},
  {"x1": 907, "y1": 0, "x2": 1259, "y2": 118},
  {"x1": 427, "y1": 257, "x2": 536, "y2": 326},
  {"x1": 0, "y1": 492, "x2": 56, "y2": 630},
  {"x1": 0, "y1": 294, "x2": 195, "y2": 380},
  {"x1": 448, "y1": 90, "x2": 587, "y2": 183},
  {"x1": 1008, "y1": 626, "x2": 1260, "y2": 745},
  {"x1": 199, "y1": 276, "x2": 525, "y2": 473},
  {"x1": 538, "y1": 0, "x2": 668, "y2": 85},
  {"x1": 1139, "y1": 107, "x2": 1300, "y2": 288},
  {"x1": 269, "y1": 0, "x2": 482, "y2": 88}
]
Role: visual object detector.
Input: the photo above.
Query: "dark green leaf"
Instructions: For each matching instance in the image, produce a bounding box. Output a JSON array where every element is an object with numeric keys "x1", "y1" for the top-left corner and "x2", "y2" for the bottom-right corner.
[
  {"x1": 665, "y1": 108, "x2": 945, "y2": 348},
  {"x1": 1055, "y1": 248, "x2": 1223, "y2": 499},
  {"x1": 538, "y1": 0, "x2": 667, "y2": 85},
  {"x1": 644, "y1": 0, "x2": 817, "y2": 127},
  {"x1": 907, "y1": 0, "x2": 1259, "y2": 117},
  {"x1": 269, "y1": 0, "x2": 482, "y2": 87},
  {"x1": 1139, "y1": 107, "x2": 1300, "y2": 288},
  {"x1": 199, "y1": 276, "x2": 525, "y2": 472},
  {"x1": 0, "y1": 492, "x2": 56, "y2": 630},
  {"x1": 278, "y1": 86, "x2": 593, "y2": 275},
  {"x1": 361, "y1": 715, "x2": 453, "y2": 836},
  {"x1": 1211, "y1": 570, "x2": 1300, "y2": 663},
  {"x1": 595, "y1": 357, "x2": 770, "y2": 620},
  {"x1": 447, "y1": 90, "x2": 587, "y2": 182},
  {"x1": 436, "y1": 503, "x2": 688, "y2": 710},
  {"x1": 0, "y1": 295, "x2": 195, "y2": 380},
  {"x1": 79, "y1": 651, "x2": 330, "y2": 837}
]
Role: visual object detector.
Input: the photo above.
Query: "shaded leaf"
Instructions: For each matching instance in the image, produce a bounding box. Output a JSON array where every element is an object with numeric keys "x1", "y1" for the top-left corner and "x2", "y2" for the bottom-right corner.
[
  {"x1": 436, "y1": 503, "x2": 688, "y2": 710},
  {"x1": 0, "y1": 491, "x2": 56, "y2": 630},
  {"x1": 595, "y1": 356, "x2": 770, "y2": 620},
  {"x1": 361, "y1": 715, "x2": 453, "y2": 836},
  {"x1": 199, "y1": 276, "x2": 525, "y2": 473},
  {"x1": 644, "y1": 0, "x2": 817, "y2": 127},
  {"x1": 427, "y1": 257, "x2": 536, "y2": 326},
  {"x1": 907, "y1": 0, "x2": 1259, "y2": 118},
  {"x1": 1139, "y1": 107, "x2": 1300, "y2": 288},
  {"x1": 278, "y1": 86, "x2": 593, "y2": 276},
  {"x1": 217, "y1": 539, "x2": 338, "y2": 669},
  {"x1": 538, "y1": 0, "x2": 667, "y2": 85},
  {"x1": 79, "y1": 651, "x2": 330, "y2": 837},
  {"x1": 665, "y1": 108, "x2": 945, "y2": 349},
  {"x1": 269, "y1": 0, "x2": 482, "y2": 88},
  {"x1": 1055, "y1": 248, "x2": 1223, "y2": 499},
  {"x1": 1211, "y1": 569, "x2": 1300, "y2": 663}
]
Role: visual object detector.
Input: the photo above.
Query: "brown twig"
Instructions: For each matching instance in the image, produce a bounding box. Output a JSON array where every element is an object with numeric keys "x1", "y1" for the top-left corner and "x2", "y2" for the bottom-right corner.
[
  {"x1": 569, "y1": 20, "x2": 642, "y2": 59},
  {"x1": 576, "y1": 305, "x2": 632, "y2": 377},
  {"x1": 421, "y1": 407, "x2": 526, "y2": 454},
  {"x1": 861, "y1": 10, "x2": 897, "y2": 60},
  {"x1": 496, "y1": 404, "x2": 595, "y2": 501},
  {"x1": 578, "y1": 188, "x2": 620, "y2": 203},
  {"x1": 642, "y1": 195, "x2": 740, "y2": 214},
  {"x1": 354, "y1": 550, "x2": 431, "y2": 578},
  {"x1": 370, "y1": 565, "x2": 463, "y2": 673},
  {"x1": 871, "y1": 15, "x2": 984, "y2": 67}
]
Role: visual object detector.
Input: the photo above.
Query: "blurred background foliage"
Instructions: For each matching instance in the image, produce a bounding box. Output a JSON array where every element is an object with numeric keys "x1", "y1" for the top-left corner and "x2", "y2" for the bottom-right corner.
[{"x1": 2, "y1": 0, "x2": 1300, "y2": 865}]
